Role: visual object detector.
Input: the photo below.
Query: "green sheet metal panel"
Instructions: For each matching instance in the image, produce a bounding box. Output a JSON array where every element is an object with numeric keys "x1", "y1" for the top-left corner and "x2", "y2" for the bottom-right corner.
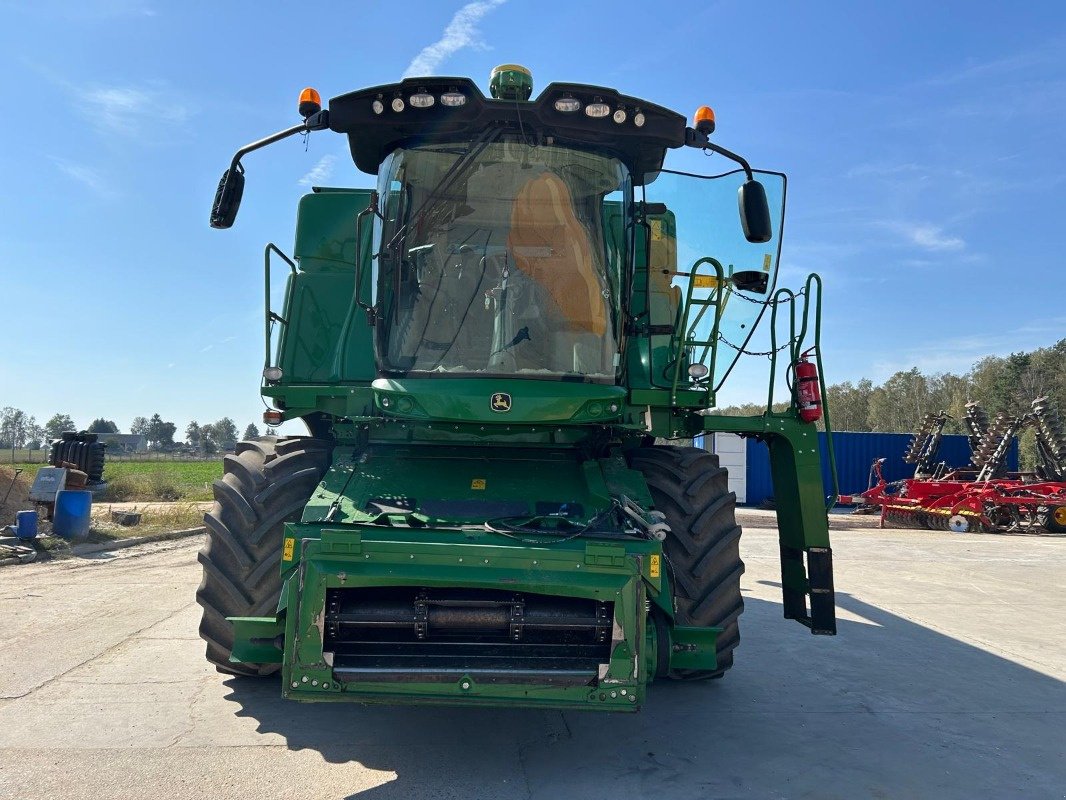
[
  {"x1": 275, "y1": 188, "x2": 376, "y2": 383},
  {"x1": 294, "y1": 188, "x2": 374, "y2": 272}
]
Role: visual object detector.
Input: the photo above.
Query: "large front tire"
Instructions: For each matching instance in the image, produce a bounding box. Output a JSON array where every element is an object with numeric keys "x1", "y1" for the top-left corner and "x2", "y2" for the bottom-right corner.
[
  {"x1": 629, "y1": 445, "x2": 745, "y2": 679},
  {"x1": 196, "y1": 436, "x2": 330, "y2": 676}
]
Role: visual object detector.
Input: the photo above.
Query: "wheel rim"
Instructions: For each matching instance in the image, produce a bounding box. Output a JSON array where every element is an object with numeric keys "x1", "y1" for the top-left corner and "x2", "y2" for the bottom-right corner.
[{"x1": 1053, "y1": 506, "x2": 1066, "y2": 526}]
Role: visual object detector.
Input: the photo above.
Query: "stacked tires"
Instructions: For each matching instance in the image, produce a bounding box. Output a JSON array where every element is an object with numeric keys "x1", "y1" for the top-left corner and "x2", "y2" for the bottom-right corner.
[
  {"x1": 49, "y1": 432, "x2": 106, "y2": 481},
  {"x1": 196, "y1": 436, "x2": 331, "y2": 676},
  {"x1": 629, "y1": 445, "x2": 745, "y2": 679}
]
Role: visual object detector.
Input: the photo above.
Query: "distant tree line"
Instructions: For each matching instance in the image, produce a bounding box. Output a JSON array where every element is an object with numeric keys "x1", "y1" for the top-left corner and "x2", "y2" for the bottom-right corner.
[
  {"x1": 716, "y1": 338, "x2": 1066, "y2": 469},
  {"x1": 0, "y1": 408, "x2": 44, "y2": 455},
  {"x1": 0, "y1": 408, "x2": 274, "y2": 456}
]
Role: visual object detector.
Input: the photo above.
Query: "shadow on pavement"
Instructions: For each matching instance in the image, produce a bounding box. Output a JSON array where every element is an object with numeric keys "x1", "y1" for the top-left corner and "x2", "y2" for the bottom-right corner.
[{"x1": 222, "y1": 592, "x2": 1065, "y2": 799}]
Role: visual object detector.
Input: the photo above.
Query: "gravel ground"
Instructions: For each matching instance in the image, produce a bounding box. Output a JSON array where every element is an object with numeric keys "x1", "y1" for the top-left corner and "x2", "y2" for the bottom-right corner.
[{"x1": 1, "y1": 518, "x2": 1063, "y2": 799}]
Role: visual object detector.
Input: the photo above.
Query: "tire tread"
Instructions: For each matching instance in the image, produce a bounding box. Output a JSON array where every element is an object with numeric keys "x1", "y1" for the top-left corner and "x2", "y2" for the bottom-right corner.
[
  {"x1": 630, "y1": 445, "x2": 745, "y2": 680},
  {"x1": 195, "y1": 436, "x2": 330, "y2": 676}
]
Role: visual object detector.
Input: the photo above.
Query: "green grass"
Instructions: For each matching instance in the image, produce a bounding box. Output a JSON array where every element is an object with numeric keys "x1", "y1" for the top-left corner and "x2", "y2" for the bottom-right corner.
[{"x1": 6, "y1": 460, "x2": 222, "y2": 502}]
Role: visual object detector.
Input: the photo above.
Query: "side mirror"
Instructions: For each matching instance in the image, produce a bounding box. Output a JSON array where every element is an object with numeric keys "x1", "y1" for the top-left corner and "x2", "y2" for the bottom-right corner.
[
  {"x1": 738, "y1": 179, "x2": 772, "y2": 244},
  {"x1": 210, "y1": 166, "x2": 245, "y2": 229}
]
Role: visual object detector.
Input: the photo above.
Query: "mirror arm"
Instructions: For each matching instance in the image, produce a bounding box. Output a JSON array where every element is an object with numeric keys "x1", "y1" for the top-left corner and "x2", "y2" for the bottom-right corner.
[
  {"x1": 683, "y1": 128, "x2": 754, "y2": 181},
  {"x1": 227, "y1": 110, "x2": 331, "y2": 171},
  {"x1": 704, "y1": 143, "x2": 754, "y2": 182}
]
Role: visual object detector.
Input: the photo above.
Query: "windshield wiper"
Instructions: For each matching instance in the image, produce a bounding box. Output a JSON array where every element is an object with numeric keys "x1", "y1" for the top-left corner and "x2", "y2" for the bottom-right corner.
[
  {"x1": 386, "y1": 125, "x2": 504, "y2": 254},
  {"x1": 492, "y1": 326, "x2": 531, "y2": 355}
]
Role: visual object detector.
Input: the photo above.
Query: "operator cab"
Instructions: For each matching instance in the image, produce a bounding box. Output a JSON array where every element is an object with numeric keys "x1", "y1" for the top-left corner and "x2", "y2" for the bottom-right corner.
[
  {"x1": 211, "y1": 65, "x2": 783, "y2": 395},
  {"x1": 374, "y1": 138, "x2": 628, "y2": 382},
  {"x1": 319, "y1": 67, "x2": 779, "y2": 389}
]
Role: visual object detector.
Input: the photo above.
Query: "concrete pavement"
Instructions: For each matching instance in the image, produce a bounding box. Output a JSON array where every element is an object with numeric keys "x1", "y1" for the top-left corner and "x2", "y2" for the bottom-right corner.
[{"x1": 0, "y1": 523, "x2": 1063, "y2": 799}]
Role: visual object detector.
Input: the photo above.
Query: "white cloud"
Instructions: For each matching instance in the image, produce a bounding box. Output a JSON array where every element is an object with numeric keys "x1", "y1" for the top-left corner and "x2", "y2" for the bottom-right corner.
[
  {"x1": 866, "y1": 320, "x2": 1066, "y2": 380},
  {"x1": 882, "y1": 221, "x2": 965, "y2": 253},
  {"x1": 51, "y1": 158, "x2": 114, "y2": 197},
  {"x1": 298, "y1": 155, "x2": 337, "y2": 187},
  {"x1": 76, "y1": 84, "x2": 192, "y2": 136},
  {"x1": 403, "y1": 0, "x2": 507, "y2": 78},
  {"x1": 905, "y1": 223, "x2": 965, "y2": 252}
]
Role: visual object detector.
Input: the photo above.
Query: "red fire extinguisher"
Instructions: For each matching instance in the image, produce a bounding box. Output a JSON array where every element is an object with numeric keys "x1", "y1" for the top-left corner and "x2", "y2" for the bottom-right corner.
[{"x1": 794, "y1": 348, "x2": 822, "y2": 423}]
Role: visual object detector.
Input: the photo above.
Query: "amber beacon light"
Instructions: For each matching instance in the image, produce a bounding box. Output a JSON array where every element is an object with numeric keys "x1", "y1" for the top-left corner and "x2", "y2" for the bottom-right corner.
[
  {"x1": 694, "y1": 105, "x2": 716, "y2": 135},
  {"x1": 299, "y1": 87, "x2": 322, "y2": 118}
]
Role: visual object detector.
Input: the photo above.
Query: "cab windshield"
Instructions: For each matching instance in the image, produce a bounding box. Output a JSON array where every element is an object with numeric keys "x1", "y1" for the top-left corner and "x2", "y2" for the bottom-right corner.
[{"x1": 374, "y1": 138, "x2": 629, "y2": 381}]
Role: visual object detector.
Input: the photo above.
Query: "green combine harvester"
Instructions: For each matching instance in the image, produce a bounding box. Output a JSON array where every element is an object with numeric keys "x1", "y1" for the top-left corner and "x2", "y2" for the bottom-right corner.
[{"x1": 199, "y1": 65, "x2": 838, "y2": 711}]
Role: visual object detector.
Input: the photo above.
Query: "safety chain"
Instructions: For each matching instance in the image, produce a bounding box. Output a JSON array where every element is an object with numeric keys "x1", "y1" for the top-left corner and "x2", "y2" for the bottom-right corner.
[
  {"x1": 717, "y1": 333, "x2": 792, "y2": 357},
  {"x1": 729, "y1": 286, "x2": 806, "y2": 305}
]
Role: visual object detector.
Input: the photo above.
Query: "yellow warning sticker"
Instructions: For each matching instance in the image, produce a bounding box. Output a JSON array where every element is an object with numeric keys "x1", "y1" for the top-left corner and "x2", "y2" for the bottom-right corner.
[
  {"x1": 471, "y1": 479, "x2": 486, "y2": 490},
  {"x1": 650, "y1": 219, "x2": 663, "y2": 241},
  {"x1": 649, "y1": 554, "x2": 661, "y2": 578},
  {"x1": 693, "y1": 274, "x2": 719, "y2": 289},
  {"x1": 762, "y1": 253, "x2": 772, "y2": 271},
  {"x1": 282, "y1": 537, "x2": 295, "y2": 561}
]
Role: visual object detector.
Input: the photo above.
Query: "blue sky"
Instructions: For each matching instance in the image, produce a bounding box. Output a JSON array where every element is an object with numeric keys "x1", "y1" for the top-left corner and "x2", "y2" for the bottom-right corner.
[{"x1": 1, "y1": 0, "x2": 1064, "y2": 435}]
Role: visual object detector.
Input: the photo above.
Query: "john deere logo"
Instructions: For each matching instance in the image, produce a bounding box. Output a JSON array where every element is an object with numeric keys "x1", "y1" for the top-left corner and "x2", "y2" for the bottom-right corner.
[{"x1": 490, "y1": 392, "x2": 512, "y2": 412}]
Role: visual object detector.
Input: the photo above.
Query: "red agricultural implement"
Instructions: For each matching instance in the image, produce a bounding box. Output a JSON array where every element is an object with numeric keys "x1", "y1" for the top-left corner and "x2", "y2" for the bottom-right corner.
[
  {"x1": 839, "y1": 397, "x2": 1066, "y2": 534},
  {"x1": 841, "y1": 460, "x2": 1066, "y2": 532}
]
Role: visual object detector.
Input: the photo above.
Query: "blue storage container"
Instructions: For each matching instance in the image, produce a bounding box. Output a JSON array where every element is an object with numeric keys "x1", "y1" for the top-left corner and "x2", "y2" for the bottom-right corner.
[
  {"x1": 53, "y1": 489, "x2": 92, "y2": 539},
  {"x1": 744, "y1": 431, "x2": 1019, "y2": 507},
  {"x1": 15, "y1": 509, "x2": 38, "y2": 539}
]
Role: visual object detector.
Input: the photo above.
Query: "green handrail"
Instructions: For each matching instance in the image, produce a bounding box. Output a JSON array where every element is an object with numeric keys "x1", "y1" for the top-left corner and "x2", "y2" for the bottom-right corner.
[
  {"x1": 264, "y1": 243, "x2": 297, "y2": 371},
  {"x1": 765, "y1": 273, "x2": 839, "y2": 511},
  {"x1": 669, "y1": 257, "x2": 726, "y2": 405}
]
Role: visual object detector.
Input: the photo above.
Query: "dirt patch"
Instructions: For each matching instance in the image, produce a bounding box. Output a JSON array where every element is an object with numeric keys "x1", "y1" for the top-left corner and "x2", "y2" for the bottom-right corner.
[
  {"x1": 2, "y1": 477, "x2": 207, "y2": 564},
  {"x1": 0, "y1": 466, "x2": 32, "y2": 525}
]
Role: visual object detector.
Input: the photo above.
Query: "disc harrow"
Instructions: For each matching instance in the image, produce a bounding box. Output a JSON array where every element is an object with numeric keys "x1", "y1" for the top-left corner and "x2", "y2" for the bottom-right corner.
[
  {"x1": 840, "y1": 459, "x2": 1065, "y2": 534},
  {"x1": 903, "y1": 411, "x2": 949, "y2": 478},
  {"x1": 963, "y1": 402, "x2": 990, "y2": 463},
  {"x1": 972, "y1": 413, "x2": 1019, "y2": 480},
  {"x1": 1031, "y1": 396, "x2": 1066, "y2": 480}
]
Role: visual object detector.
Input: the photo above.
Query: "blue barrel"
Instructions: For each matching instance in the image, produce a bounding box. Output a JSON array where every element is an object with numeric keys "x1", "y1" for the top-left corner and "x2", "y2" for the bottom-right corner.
[
  {"x1": 15, "y1": 510, "x2": 38, "y2": 540},
  {"x1": 53, "y1": 490, "x2": 92, "y2": 539}
]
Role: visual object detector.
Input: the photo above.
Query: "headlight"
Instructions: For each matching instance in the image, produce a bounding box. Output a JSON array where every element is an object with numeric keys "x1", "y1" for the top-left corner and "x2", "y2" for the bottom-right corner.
[
  {"x1": 585, "y1": 103, "x2": 610, "y2": 118},
  {"x1": 440, "y1": 92, "x2": 466, "y2": 107},
  {"x1": 633, "y1": 111, "x2": 646, "y2": 127},
  {"x1": 263, "y1": 366, "x2": 284, "y2": 383},
  {"x1": 688, "y1": 363, "x2": 709, "y2": 379},
  {"x1": 409, "y1": 92, "x2": 435, "y2": 108},
  {"x1": 391, "y1": 97, "x2": 405, "y2": 113},
  {"x1": 612, "y1": 109, "x2": 627, "y2": 124},
  {"x1": 554, "y1": 97, "x2": 582, "y2": 113}
]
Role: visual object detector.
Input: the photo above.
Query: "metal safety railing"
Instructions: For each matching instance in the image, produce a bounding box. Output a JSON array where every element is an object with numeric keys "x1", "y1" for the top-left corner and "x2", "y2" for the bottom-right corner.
[
  {"x1": 264, "y1": 243, "x2": 297, "y2": 372},
  {"x1": 669, "y1": 257, "x2": 727, "y2": 405},
  {"x1": 766, "y1": 273, "x2": 840, "y2": 510}
]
